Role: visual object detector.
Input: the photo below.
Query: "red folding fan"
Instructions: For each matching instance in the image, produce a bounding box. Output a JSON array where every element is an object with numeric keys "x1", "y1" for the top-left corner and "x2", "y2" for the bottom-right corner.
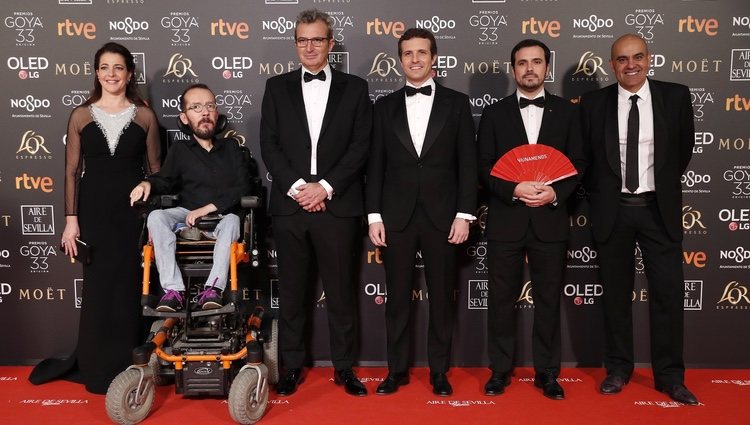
[{"x1": 491, "y1": 144, "x2": 577, "y2": 185}]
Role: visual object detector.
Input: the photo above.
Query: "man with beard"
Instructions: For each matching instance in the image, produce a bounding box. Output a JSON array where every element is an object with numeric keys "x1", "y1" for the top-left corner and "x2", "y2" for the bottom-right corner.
[
  {"x1": 477, "y1": 39, "x2": 583, "y2": 399},
  {"x1": 130, "y1": 83, "x2": 249, "y2": 312}
]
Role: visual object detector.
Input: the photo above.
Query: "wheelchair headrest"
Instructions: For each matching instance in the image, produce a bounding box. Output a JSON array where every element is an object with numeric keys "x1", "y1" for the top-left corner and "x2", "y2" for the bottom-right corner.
[{"x1": 176, "y1": 114, "x2": 228, "y2": 137}]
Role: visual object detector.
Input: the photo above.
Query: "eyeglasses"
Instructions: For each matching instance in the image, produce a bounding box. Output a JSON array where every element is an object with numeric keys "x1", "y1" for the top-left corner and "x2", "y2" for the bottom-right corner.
[
  {"x1": 185, "y1": 103, "x2": 217, "y2": 113},
  {"x1": 295, "y1": 37, "x2": 329, "y2": 47}
]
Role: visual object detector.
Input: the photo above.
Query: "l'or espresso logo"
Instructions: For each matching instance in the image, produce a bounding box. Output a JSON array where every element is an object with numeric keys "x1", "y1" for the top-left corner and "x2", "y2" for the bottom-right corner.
[
  {"x1": 21, "y1": 205, "x2": 54, "y2": 235},
  {"x1": 108, "y1": 17, "x2": 150, "y2": 41},
  {"x1": 212, "y1": 56, "x2": 253, "y2": 80},
  {"x1": 367, "y1": 52, "x2": 402, "y2": 83},
  {"x1": 717, "y1": 281, "x2": 750, "y2": 310},
  {"x1": 162, "y1": 53, "x2": 198, "y2": 83},
  {"x1": 469, "y1": 11, "x2": 508, "y2": 46},
  {"x1": 516, "y1": 281, "x2": 534, "y2": 309},
  {"x1": 564, "y1": 283, "x2": 602, "y2": 306},
  {"x1": 16, "y1": 130, "x2": 51, "y2": 160},
  {"x1": 161, "y1": 12, "x2": 198, "y2": 46},
  {"x1": 678, "y1": 16, "x2": 719, "y2": 36},
  {"x1": 15, "y1": 173, "x2": 53, "y2": 193},
  {"x1": 684, "y1": 280, "x2": 702, "y2": 311},
  {"x1": 366, "y1": 18, "x2": 405, "y2": 39},
  {"x1": 719, "y1": 246, "x2": 750, "y2": 269},
  {"x1": 521, "y1": 18, "x2": 560, "y2": 38},
  {"x1": 57, "y1": 19, "x2": 96, "y2": 39},
  {"x1": 7, "y1": 56, "x2": 48, "y2": 79},
  {"x1": 719, "y1": 208, "x2": 750, "y2": 232},
  {"x1": 416, "y1": 15, "x2": 457, "y2": 40},
  {"x1": 19, "y1": 241, "x2": 56, "y2": 273},
  {"x1": 723, "y1": 166, "x2": 750, "y2": 199},
  {"x1": 216, "y1": 89, "x2": 252, "y2": 123},
  {"x1": 571, "y1": 51, "x2": 609, "y2": 82},
  {"x1": 682, "y1": 205, "x2": 707, "y2": 235},
  {"x1": 10, "y1": 95, "x2": 52, "y2": 119},
  {"x1": 329, "y1": 11, "x2": 354, "y2": 43},
  {"x1": 571, "y1": 14, "x2": 614, "y2": 39},
  {"x1": 210, "y1": 19, "x2": 249, "y2": 39},
  {"x1": 624, "y1": 9, "x2": 664, "y2": 43},
  {"x1": 690, "y1": 87, "x2": 714, "y2": 122},
  {"x1": 222, "y1": 130, "x2": 246, "y2": 147},
  {"x1": 732, "y1": 16, "x2": 750, "y2": 38},
  {"x1": 5, "y1": 12, "x2": 43, "y2": 47}
]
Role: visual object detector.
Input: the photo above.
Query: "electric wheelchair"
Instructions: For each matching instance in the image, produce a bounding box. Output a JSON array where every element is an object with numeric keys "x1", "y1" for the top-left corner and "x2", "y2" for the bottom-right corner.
[{"x1": 105, "y1": 116, "x2": 278, "y2": 425}]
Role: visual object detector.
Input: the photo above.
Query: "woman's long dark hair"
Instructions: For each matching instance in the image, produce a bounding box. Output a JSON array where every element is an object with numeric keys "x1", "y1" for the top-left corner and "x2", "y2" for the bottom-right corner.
[{"x1": 83, "y1": 42, "x2": 145, "y2": 107}]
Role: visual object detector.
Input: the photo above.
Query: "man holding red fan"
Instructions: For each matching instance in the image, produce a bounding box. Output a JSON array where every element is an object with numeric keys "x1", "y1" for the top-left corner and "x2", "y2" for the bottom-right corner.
[{"x1": 477, "y1": 39, "x2": 583, "y2": 400}]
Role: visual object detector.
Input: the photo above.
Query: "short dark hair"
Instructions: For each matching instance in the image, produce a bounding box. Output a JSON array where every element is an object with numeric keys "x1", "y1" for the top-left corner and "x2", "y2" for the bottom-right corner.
[
  {"x1": 398, "y1": 28, "x2": 437, "y2": 58},
  {"x1": 510, "y1": 39, "x2": 551, "y2": 66},
  {"x1": 295, "y1": 9, "x2": 334, "y2": 40},
  {"x1": 180, "y1": 83, "x2": 214, "y2": 111}
]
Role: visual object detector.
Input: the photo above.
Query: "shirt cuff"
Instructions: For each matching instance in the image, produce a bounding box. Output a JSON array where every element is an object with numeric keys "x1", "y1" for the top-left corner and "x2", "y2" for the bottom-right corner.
[
  {"x1": 319, "y1": 179, "x2": 334, "y2": 200},
  {"x1": 368, "y1": 213, "x2": 383, "y2": 225},
  {"x1": 287, "y1": 178, "x2": 306, "y2": 198},
  {"x1": 456, "y1": 212, "x2": 476, "y2": 222}
]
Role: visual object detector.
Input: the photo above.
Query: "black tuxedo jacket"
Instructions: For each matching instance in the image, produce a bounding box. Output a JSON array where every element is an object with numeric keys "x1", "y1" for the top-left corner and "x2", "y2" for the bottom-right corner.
[
  {"x1": 365, "y1": 83, "x2": 477, "y2": 232},
  {"x1": 580, "y1": 79, "x2": 694, "y2": 242},
  {"x1": 260, "y1": 67, "x2": 372, "y2": 217},
  {"x1": 477, "y1": 91, "x2": 583, "y2": 242}
]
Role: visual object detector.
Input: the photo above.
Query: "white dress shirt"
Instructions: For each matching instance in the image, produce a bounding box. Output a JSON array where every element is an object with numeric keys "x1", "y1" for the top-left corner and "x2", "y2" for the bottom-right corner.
[
  {"x1": 617, "y1": 80, "x2": 655, "y2": 194},
  {"x1": 287, "y1": 65, "x2": 334, "y2": 199},
  {"x1": 517, "y1": 88, "x2": 545, "y2": 144}
]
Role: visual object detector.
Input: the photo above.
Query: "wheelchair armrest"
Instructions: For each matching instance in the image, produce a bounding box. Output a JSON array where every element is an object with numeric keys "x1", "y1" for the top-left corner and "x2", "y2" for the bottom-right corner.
[
  {"x1": 195, "y1": 215, "x2": 222, "y2": 231},
  {"x1": 241, "y1": 195, "x2": 260, "y2": 209}
]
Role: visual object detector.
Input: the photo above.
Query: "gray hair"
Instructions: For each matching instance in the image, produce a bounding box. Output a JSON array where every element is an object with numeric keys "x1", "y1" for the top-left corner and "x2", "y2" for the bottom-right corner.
[{"x1": 295, "y1": 9, "x2": 334, "y2": 39}]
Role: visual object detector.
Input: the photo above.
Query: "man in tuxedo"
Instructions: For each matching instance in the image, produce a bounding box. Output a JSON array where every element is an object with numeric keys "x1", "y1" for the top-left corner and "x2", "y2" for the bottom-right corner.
[
  {"x1": 366, "y1": 28, "x2": 477, "y2": 397},
  {"x1": 580, "y1": 34, "x2": 698, "y2": 405},
  {"x1": 259, "y1": 9, "x2": 371, "y2": 397},
  {"x1": 477, "y1": 39, "x2": 582, "y2": 400}
]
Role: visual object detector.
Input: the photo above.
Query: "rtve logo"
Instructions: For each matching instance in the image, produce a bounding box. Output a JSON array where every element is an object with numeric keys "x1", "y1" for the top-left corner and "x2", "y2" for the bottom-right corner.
[
  {"x1": 210, "y1": 19, "x2": 249, "y2": 39},
  {"x1": 366, "y1": 18, "x2": 405, "y2": 38},
  {"x1": 15, "y1": 173, "x2": 53, "y2": 193},
  {"x1": 683, "y1": 251, "x2": 707, "y2": 268},
  {"x1": 725, "y1": 95, "x2": 750, "y2": 111},
  {"x1": 57, "y1": 19, "x2": 96, "y2": 39},
  {"x1": 521, "y1": 18, "x2": 560, "y2": 38},
  {"x1": 678, "y1": 16, "x2": 719, "y2": 36}
]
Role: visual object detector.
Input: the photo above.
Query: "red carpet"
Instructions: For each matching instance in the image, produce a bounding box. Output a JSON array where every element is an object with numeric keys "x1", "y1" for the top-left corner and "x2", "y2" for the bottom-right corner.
[{"x1": 1, "y1": 366, "x2": 748, "y2": 424}]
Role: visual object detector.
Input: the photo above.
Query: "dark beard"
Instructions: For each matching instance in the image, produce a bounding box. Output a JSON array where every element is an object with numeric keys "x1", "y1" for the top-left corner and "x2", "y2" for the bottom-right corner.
[{"x1": 193, "y1": 124, "x2": 215, "y2": 139}]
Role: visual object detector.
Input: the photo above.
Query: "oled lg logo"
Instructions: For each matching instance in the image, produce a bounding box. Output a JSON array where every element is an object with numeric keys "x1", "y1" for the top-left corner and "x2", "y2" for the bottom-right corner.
[
  {"x1": 212, "y1": 56, "x2": 253, "y2": 79},
  {"x1": 692, "y1": 132, "x2": 713, "y2": 154},
  {"x1": 7, "y1": 56, "x2": 48, "y2": 79},
  {"x1": 4, "y1": 12, "x2": 43, "y2": 46},
  {"x1": 719, "y1": 208, "x2": 750, "y2": 231},
  {"x1": 564, "y1": 283, "x2": 602, "y2": 306},
  {"x1": 364, "y1": 283, "x2": 387, "y2": 305}
]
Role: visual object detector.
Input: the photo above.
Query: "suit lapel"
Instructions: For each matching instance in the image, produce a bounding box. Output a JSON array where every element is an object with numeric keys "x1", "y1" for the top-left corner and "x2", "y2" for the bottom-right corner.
[
  {"x1": 420, "y1": 83, "x2": 449, "y2": 157},
  {"x1": 320, "y1": 69, "x2": 346, "y2": 140},
  {"x1": 605, "y1": 85, "x2": 621, "y2": 178},
  {"x1": 285, "y1": 69, "x2": 310, "y2": 145},
  {"x1": 537, "y1": 90, "x2": 554, "y2": 147},
  {"x1": 392, "y1": 88, "x2": 419, "y2": 159},
  {"x1": 508, "y1": 93, "x2": 529, "y2": 146},
  {"x1": 649, "y1": 80, "x2": 668, "y2": 175}
]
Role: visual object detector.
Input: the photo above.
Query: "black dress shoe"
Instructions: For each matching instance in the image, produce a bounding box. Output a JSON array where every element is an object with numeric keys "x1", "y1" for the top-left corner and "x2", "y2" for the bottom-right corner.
[
  {"x1": 376, "y1": 373, "x2": 409, "y2": 395},
  {"x1": 534, "y1": 372, "x2": 565, "y2": 400},
  {"x1": 334, "y1": 369, "x2": 368, "y2": 396},
  {"x1": 600, "y1": 374, "x2": 628, "y2": 395},
  {"x1": 484, "y1": 371, "x2": 511, "y2": 396},
  {"x1": 276, "y1": 368, "x2": 303, "y2": 396},
  {"x1": 656, "y1": 383, "x2": 699, "y2": 405},
  {"x1": 430, "y1": 372, "x2": 453, "y2": 397}
]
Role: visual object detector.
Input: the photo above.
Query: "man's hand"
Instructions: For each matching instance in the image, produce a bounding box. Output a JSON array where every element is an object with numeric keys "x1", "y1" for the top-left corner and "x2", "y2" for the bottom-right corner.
[
  {"x1": 303, "y1": 201, "x2": 327, "y2": 212},
  {"x1": 294, "y1": 182, "x2": 328, "y2": 210},
  {"x1": 129, "y1": 181, "x2": 151, "y2": 206},
  {"x1": 448, "y1": 218, "x2": 470, "y2": 244},
  {"x1": 520, "y1": 184, "x2": 556, "y2": 208},
  {"x1": 368, "y1": 222, "x2": 387, "y2": 247},
  {"x1": 186, "y1": 204, "x2": 217, "y2": 227}
]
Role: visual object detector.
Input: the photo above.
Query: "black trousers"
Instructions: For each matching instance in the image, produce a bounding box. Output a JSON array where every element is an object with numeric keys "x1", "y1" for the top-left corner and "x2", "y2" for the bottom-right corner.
[
  {"x1": 487, "y1": 228, "x2": 567, "y2": 375},
  {"x1": 596, "y1": 198, "x2": 685, "y2": 387},
  {"x1": 273, "y1": 210, "x2": 360, "y2": 371},
  {"x1": 383, "y1": 204, "x2": 457, "y2": 374}
]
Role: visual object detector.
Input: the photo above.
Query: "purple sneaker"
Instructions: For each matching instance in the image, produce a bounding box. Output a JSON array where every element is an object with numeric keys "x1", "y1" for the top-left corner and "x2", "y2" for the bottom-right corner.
[
  {"x1": 197, "y1": 286, "x2": 223, "y2": 310},
  {"x1": 156, "y1": 290, "x2": 185, "y2": 312}
]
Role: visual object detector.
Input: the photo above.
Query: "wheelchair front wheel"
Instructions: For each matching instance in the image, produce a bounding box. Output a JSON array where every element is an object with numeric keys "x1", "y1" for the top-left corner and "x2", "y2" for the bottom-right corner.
[
  {"x1": 105, "y1": 368, "x2": 155, "y2": 425},
  {"x1": 228, "y1": 364, "x2": 269, "y2": 424}
]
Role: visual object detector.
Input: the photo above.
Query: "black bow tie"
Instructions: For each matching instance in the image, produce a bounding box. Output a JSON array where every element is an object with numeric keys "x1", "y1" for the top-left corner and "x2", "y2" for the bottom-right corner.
[
  {"x1": 303, "y1": 71, "x2": 326, "y2": 83},
  {"x1": 405, "y1": 85, "x2": 432, "y2": 97},
  {"x1": 519, "y1": 96, "x2": 545, "y2": 109}
]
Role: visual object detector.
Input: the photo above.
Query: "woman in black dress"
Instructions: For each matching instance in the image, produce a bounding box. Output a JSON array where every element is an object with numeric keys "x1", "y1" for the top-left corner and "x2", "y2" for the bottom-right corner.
[{"x1": 29, "y1": 42, "x2": 161, "y2": 394}]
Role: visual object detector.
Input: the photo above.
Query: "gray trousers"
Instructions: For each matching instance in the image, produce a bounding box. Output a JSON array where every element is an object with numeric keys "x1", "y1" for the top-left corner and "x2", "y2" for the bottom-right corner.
[{"x1": 147, "y1": 207, "x2": 239, "y2": 291}]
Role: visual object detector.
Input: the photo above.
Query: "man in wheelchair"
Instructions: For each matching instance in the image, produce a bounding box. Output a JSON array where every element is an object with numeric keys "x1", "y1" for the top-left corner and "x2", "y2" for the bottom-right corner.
[{"x1": 130, "y1": 83, "x2": 250, "y2": 312}]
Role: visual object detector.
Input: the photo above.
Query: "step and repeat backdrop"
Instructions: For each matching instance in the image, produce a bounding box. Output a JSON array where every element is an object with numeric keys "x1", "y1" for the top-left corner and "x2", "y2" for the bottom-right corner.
[{"x1": 1, "y1": 0, "x2": 748, "y2": 367}]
